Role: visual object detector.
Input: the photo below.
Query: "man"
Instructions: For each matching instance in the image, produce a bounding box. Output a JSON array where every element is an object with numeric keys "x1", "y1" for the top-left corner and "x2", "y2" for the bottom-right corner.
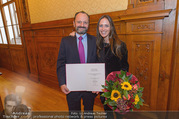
[
  {"x1": 57, "y1": 11, "x2": 97, "y2": 118},
  {"x1": 1, "y1": 94, "x2": 22, "y2": 119}
]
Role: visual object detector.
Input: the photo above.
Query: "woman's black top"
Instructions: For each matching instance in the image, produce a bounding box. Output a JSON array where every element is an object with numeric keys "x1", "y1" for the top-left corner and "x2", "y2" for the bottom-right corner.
[{"x1": 98, "y1": 41, "x2": 129, "y2": 77}]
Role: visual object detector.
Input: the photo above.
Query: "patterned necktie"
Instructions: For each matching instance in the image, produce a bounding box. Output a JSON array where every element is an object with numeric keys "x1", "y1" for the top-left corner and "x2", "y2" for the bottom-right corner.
[{"x1": 78, "y1": 36, "x2": 85, "y2": 63}]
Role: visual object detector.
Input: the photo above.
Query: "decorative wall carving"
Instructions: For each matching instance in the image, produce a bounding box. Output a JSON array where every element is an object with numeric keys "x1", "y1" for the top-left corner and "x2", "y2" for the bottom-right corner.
[
  {"x1": 132, "y1": 22, "x2": 155, "y2": 32},
  {"x1": 42, "y1": 47, "x2": 57, "y2": 69},
  {"x1": 134, "y1": 0, "x2": 156, "y2": 8},
  {"x1": 126, "y1": 20, "x2": 163, "y2": 34},
  {"x1": 139, "y1": 0, "x2": 153, "y2": 2},
  {"x1": 133, "y1": 41, "x2": 154, "y2": 108},
  {"x1": 36, "y1": 41, "x2": 60, "y2": 77},
  {"x1": 22, "y1": 0, "x2": 30, "y2": 23}
]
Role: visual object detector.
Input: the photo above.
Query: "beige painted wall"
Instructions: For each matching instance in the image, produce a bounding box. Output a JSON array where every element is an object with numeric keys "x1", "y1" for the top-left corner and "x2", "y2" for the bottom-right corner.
[{"x1": 28, "y1": 0, "x2": 128, "y2": 23}]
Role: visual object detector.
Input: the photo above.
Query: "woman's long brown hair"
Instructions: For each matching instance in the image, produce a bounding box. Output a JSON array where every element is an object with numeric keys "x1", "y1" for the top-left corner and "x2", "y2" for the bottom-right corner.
[{"x1": 96, "y1": 15, "x2": 123, "y2": 60}]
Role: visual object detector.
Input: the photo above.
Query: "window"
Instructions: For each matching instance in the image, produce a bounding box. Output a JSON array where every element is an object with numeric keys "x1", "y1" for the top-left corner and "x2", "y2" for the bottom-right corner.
[
  {"x1": 0, "y1": 0, "x2": 21, "y2": 45},
  {"x1": 0, "y1": 11, "x2": 7, "y2": 44}
]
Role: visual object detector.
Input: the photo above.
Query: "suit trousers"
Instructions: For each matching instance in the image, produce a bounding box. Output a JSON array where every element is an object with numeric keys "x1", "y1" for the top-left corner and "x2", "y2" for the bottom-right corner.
[{"x1": 66, "y1": 91, "x2": 96, "y2": 119}]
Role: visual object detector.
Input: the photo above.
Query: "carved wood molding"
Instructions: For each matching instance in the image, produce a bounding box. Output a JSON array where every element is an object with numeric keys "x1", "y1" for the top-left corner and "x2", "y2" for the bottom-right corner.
[
  {"x1": 21, "y1": 20, "x2": 122, "y2": 31},
  {"x1": 119, "y1": 9, "x2": 172, "y2": 21}
]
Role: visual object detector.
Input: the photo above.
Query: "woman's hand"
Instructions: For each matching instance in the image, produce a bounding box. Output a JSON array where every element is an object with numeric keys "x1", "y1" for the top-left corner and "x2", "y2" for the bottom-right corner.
[{"x1": 69, "y1": 31, "x2": 76, "y2": 36}]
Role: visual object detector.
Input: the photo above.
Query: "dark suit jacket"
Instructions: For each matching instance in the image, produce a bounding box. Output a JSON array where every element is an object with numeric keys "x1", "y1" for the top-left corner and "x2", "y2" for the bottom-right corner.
[
  {"x1": 57, "y1": 34, "x2": 97, "y2": 86},
  {"x1": 0, "y1": 110, "x2": 5, "y2": 119},
  {"x1": 98, "y1": 41, "x2": 129, "y2": 77}
]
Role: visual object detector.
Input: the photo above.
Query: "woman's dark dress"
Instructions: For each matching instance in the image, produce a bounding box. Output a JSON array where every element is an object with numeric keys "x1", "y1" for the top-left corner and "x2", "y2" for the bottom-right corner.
[{"x1": 98, "y1": 41, "x2": 129, "y2": 119}]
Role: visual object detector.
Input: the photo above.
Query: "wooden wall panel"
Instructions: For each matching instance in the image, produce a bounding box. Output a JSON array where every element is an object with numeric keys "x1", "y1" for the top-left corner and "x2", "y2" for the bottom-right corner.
[
  {"x1": 35, "y1": 37, "x2": 60, "y2": 77},
  {"x1": 33, "y1": 29, "x2": 64, "y2": 37},
  {"x1": 118, "y1": 5, "x2": 171, "y2": 111},
  {"x1": 157, "y1": 0, "x2": 177, "y2": 110},
  {"x1": 10, "y1": 47, "x2": 29, "y2": 76},
  {"x1": 0, "y1": 46, "x2": 12, "y2": 70},
  {"x1": 0, "y1": 45, "x2": 29, "y2": 76},
  {"x1": 127, "y1": 34, "x2": 161, "y2": 110},
  {"x1": 33, "y1": 29, "x2": 62, "y2": 89},
  {"x1": 168, "y1": 0, "x2": 179, "y2": 111},
  {"x1": 23, "y1": 30, "x2": 39, "y2": 82}
]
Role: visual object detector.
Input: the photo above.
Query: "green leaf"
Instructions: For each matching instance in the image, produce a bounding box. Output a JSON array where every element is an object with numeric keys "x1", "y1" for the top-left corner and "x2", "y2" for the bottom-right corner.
[
  {"x1": 140, "y1": 98, "x2": 144, "y2": 102},
  {"x1": 117, "y1": 85, "x2": 122, "y2": 91},
  {"x1": 101, "y1": 93, "x2": 105, "y2": 97},
  {"x1": 120, "y1": 70, "x2": 126, "y2": 76},
  {"x1": 108, "y1": 100, "x2": 117, "y2": 106},
  {"x1": 129, "y1": 108, "x2": 133, "y2": 112},
  {"x1": 101, "y1": 92, "x2": 111, "y2": 98},
  {"x1": 118, "y1": 74, "x2": 122, "y2": 78},
  {"x1": 112, "y1": 106, "x2": 117, "y2": 111},
  {"x1": 135, "y1": 104, "x2": 140, "y2": 109},
  {"x1": 137, "y1": 92, "x2": 143, "y2": 97},
  {"x1": 109, "y1": 80, "x2": 113, "y2": 85},
  {"x1": 124, "y1": 77, "x2": 129, "y2": 82},
  {"x1": 112, "y1": 81, "x2": 119, "y2": 89},
  {"x1": 138, "y1": 87, "x2": 144, "y2": 92},
  {"x1": 104, "y1": 99, "x2": 111, "y2": 105},
  {"x1": 121, "y1": 75, "x2": 126, "y2": 80},
  {"x1": 105, "y1": 80, "x2": 110, "y2": 85},
  {"x1": 128, "y1": 74, "x2": 133, "y2": 80},
  {"x1": 102, "y1": 85, "x2": 106, "y2": 88},
  {"x1": 107, "y1": 86, "x2": 112, "y2": 91},
  {"x1": 102, "y1": 85, "x2": 112, "y2": 91},
  {"x1": 138, "y1": 100, "x2": 143, "y2": 106},
  {"x1": 124, "y1": 90, "x2": 128, "y2": 99}
]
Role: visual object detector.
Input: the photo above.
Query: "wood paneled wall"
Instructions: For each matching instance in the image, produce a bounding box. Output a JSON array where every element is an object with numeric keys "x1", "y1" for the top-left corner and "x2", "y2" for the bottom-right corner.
[
  {"x1": 0, "y1": 46, "x2": 12, "y2": 70},
  {"x1": 0, "y1": 45, "x2": 29, "y2": 76},
  {"x1": 1, "y1": 0, "x2": 179, "y2": 112}
]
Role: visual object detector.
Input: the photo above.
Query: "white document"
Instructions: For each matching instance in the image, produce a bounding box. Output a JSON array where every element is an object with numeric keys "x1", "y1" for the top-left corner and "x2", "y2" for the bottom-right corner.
[{"x1": 66, "y1": 63, "x2": 105, "y2": 91}]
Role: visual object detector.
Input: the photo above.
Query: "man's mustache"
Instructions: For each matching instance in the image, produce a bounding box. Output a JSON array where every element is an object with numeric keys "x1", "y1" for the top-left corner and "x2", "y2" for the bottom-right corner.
[{"x1": 77, "y1": 27, "x2": 86, "y2": 29}]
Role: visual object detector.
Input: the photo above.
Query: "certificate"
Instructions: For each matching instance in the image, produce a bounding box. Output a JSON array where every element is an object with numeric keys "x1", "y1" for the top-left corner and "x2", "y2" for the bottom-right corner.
[{"x1": 66, "y1": 63, "x2": 105, "y2": 91}]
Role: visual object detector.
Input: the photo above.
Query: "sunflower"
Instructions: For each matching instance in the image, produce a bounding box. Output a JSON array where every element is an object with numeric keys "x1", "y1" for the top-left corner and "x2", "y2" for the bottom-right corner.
[
  {"x1": 111, "y1": 90, "x2": 121, "y2": 102},
  {"x1": 121, "y1": 82, "x2": 132, "y2": 91},
  {"x1": 134, "y1": 94, "x2": 140, "y2": 105}
]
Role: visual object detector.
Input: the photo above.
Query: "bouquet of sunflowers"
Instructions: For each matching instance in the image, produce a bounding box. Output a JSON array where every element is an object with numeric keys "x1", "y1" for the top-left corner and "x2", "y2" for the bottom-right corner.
[{"x1": 101, "y1": 70, "x2": 144, "y2": 113}]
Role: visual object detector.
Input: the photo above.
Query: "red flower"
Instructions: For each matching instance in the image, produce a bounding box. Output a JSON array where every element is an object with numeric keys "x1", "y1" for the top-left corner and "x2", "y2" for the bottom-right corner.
[{"x1": 130, "y1": 98, "x2": 135, "y2": 103}]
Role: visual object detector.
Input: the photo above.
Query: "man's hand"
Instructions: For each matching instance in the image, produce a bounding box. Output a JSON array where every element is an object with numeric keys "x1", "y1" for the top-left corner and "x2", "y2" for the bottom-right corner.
[
  {"x1": 92, "y1": 91, "x2": 99, "y2": 94},
  {"x1": 61, "y1": 84, "x2": 70, "y2": 94}
]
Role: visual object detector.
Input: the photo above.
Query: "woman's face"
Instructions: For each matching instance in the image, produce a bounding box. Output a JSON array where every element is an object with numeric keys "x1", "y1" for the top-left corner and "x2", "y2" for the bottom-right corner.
[{"x1": 99, "y1": 18, "x2": 110, "y2": 39}]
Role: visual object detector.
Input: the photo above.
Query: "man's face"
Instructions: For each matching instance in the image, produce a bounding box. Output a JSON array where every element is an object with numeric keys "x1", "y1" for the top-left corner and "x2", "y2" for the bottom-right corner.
[
  {"x1": 73, "y1": 13, "x2": 89, "y2": 35},
  {"x1": 5, "y1": 101, "x2": 17, "y2": 116}
]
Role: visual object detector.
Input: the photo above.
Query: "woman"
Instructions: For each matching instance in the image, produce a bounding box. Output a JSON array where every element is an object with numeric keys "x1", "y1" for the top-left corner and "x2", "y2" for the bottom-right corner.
[{"x1": 96, "y1": 15, "x2": 129, "y2": 119}]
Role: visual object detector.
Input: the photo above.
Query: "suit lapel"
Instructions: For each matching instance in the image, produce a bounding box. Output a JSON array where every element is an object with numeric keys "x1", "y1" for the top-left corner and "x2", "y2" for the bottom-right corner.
[
  {"x1": 87, "y1": 34, "x2": 92, "y2": 63},
  {"x1": 71, "y1": 36, "x2": 80, "y2": 63}
]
